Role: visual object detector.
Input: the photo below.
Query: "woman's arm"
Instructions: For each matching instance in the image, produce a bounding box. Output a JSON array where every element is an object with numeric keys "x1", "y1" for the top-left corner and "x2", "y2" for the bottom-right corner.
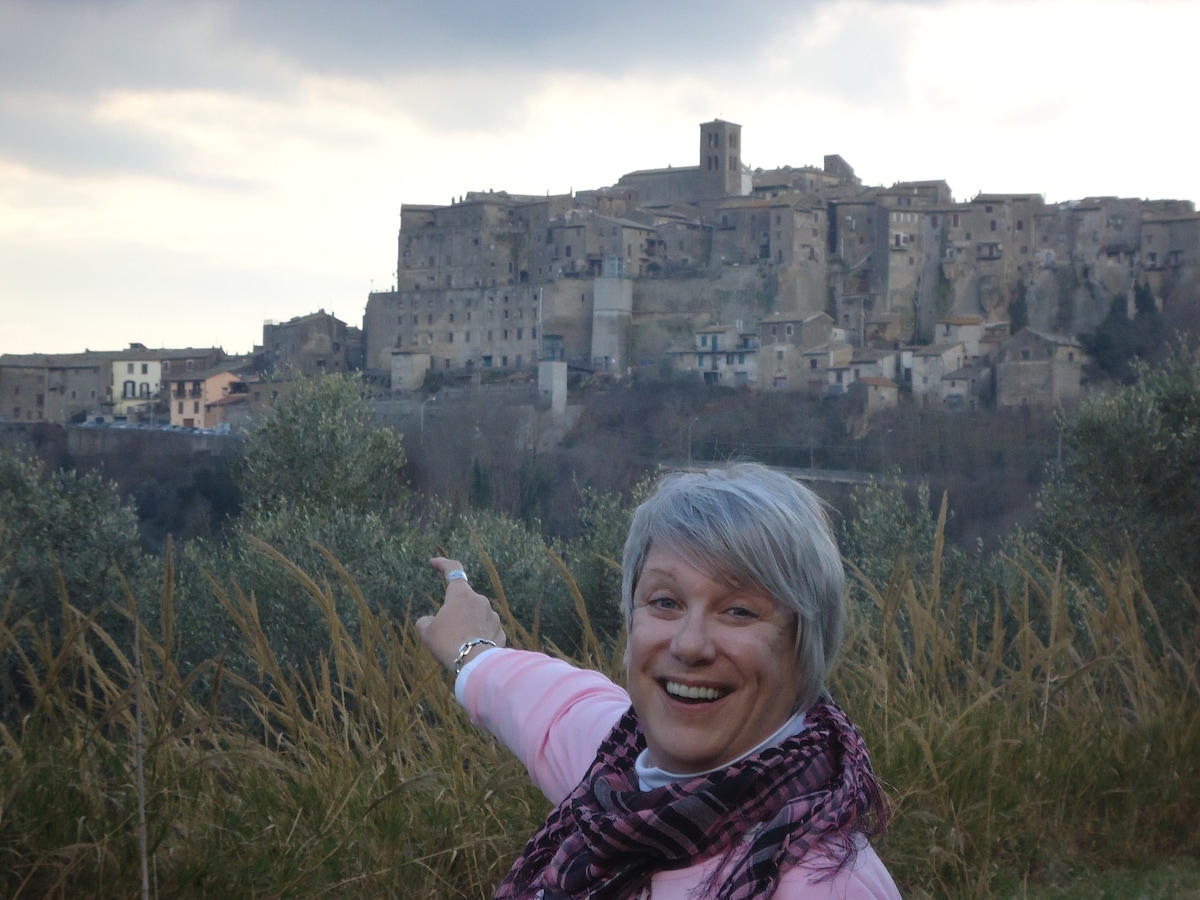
[
  {"x1": 416, "y1": 555, "x2": 629, "y2": 803},
  {"x1": 458, "y1": 649, "x2": 631, "y2": 803}
]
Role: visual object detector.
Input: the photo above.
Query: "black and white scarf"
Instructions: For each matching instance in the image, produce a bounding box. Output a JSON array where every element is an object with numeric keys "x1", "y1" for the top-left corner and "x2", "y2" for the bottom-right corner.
[{"x1": 494, "y1": 697, "x2": 888, "y2": 900}]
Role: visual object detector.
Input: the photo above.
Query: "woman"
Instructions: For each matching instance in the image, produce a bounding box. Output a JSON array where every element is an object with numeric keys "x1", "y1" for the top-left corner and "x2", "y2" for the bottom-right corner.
[{"x1": 417, "y1": 463, "x2": 900, "y2": 899}]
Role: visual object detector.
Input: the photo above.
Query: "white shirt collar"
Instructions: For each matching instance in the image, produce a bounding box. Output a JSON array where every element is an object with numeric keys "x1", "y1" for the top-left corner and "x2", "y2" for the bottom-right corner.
[{"x1": 633, "y1": 707, "x2": 808, "y2": 791}]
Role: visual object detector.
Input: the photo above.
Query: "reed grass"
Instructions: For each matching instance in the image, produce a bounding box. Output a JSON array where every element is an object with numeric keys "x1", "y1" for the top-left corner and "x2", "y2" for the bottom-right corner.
[
  {"x1": 836, "y1": 501, "x2": 1200, "y2": 896},
  {"x1": 0, "y1": 526, "x2": 1196, "y2": 897}
]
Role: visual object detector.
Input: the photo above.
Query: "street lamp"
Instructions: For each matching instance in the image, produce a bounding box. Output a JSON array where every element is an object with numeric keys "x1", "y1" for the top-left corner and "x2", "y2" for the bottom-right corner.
[{"x1": 420, "y1": 395, "x2": 437, "y2": 445}]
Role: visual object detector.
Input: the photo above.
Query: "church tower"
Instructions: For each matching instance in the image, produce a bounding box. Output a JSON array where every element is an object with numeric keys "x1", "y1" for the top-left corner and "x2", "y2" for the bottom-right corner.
[{"x1": 698, "y1": 119, "x2": 743, "y2": 199}]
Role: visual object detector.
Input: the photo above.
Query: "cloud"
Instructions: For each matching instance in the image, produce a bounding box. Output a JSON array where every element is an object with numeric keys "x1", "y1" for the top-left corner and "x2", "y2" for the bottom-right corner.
[
  {"x1": 0, "y1": 95, "x2": 174, "y2": 178},
  {"x1": 0, "y1": 0, "x2": 949, "y2": 179}
]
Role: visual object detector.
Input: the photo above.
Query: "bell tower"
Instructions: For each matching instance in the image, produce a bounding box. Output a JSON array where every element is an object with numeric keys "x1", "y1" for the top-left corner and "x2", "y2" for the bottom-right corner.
[{"x1": 698, "y1": 119, "x2": 742, "y2": 199}]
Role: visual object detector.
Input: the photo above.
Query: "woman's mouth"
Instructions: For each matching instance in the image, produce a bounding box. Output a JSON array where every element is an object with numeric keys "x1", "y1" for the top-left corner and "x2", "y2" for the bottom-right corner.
[{"x1": 664, "y1": 680, "x2": 725, "y2": 702}]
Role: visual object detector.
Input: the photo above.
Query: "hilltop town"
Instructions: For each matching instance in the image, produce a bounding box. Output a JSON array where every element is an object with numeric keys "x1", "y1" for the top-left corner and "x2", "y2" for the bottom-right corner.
[{"x1": 3, "y1": 119, "x2": 1197, "y2": 429}]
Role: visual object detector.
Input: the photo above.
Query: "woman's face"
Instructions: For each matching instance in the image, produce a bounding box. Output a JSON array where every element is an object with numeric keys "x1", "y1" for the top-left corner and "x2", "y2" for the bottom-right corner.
[{"x1": 625, "y1": 545, "x2": 801, "y2": 774}]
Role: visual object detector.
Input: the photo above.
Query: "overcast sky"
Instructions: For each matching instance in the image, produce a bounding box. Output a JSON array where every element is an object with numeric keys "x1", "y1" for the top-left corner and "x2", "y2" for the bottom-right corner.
[{"x1": 2, "y1": 0, "x2": 1196, "y2": 356}]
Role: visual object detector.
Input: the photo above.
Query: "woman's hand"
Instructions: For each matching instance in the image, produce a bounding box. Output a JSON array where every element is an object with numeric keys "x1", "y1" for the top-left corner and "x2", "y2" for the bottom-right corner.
[{"x1": 416, "y1": 556, "x2": 507, "y2": 673}]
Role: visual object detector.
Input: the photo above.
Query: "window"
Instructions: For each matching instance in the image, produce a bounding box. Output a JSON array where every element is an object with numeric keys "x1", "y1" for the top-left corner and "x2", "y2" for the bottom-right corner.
[
  {"x1": 809, "y1": 359, "x2": 817, "y2": 370},
  {"x1": 785, "y1": 324, "x2": 793, "y2": 336},
  {"x1": 141, "y1": 363, "x2": 149, "y2": 374},
  {"x1": 178, "y1": 401, "x2": 183, "y2": 414},
  {"x1": 193, "y1": 401, "x2": 200, "y2": 414},
  {"x1": 127, "y1": 363, "x2": 135, "y2": 374},
  {"x1": 701, "y1": 335, "x2": 708, "y2": 347},
  {"x1": 123, "y1": 380, "x2": 136, "y2": 398},
  {"x1": 162, "y1": 360, "x2": 170, "y2": 373}
]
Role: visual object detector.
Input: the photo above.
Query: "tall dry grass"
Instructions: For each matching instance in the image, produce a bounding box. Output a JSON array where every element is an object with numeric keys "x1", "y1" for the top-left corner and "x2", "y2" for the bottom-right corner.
[
  {"x1": 836, "y1": 502, "x2": 1200, "y2": 896},
  {"x1": 0, "y1": 528, "x2": 1196, "y2": 898}
]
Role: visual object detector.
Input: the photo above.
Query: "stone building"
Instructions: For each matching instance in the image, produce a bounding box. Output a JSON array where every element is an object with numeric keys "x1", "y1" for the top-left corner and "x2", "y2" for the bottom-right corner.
[
  {"x1": 676, "y1": 324, "x2": 758, "y2": 386},
  {"x1": 909, "y1": 342, "x2": 967, "y2": 407},
  {"x1": 0, "y1": 351, "x2": 116, "y2": 424},
  {"x1": 360, "y1": 116, "x2": 1198, "y2": 399},
  {"x1": 757, "y1": 311, "x2": 839, "y2": 390},
  {"x1": 1142, "y1": 213, "x2": 1200, "y2": 312},
  {"x1": 994, "y1": 329, "x2": 1083, "y2": 410},
  {"x1": 617, "y1": 119, "x2": 749, "y2": 205},
  {"x1": 262, "y1": 310, "x2": 360, "y2": 377}
]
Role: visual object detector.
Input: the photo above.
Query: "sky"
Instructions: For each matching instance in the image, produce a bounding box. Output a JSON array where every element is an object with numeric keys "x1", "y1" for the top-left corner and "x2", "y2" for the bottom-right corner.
[{"x1": 2, "y1": 0, "x2": 1197, "y2": 357}]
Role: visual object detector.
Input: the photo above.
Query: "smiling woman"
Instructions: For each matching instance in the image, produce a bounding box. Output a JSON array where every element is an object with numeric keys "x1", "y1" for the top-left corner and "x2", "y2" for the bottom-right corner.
[{"x1": 416, "y1": 463, "x2": 899, "y2": 899}]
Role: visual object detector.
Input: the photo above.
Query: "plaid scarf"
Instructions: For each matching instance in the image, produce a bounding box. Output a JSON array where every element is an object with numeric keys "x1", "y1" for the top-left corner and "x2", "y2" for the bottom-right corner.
[{"x1": 494, "y1": 697, "x2": 887, "y2": 900}]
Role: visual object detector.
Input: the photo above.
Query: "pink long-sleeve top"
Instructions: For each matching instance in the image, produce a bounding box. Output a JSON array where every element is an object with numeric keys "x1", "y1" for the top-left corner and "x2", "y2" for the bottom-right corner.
[{"x1": 457, "y1": 648, "x2": 902, "y2": 899}]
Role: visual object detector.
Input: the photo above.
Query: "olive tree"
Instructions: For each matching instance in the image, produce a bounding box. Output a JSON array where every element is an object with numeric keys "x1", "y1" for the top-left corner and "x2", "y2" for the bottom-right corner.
[
  {"x1": 0, "y1": 448, "x2": 150, "y2": 718},
  {"x1": 1032, "y1": 339, "x2": 1200, "y2": 627},
  {"x1": 237, "y1": 373, "x2": 408, "y2": 520}
]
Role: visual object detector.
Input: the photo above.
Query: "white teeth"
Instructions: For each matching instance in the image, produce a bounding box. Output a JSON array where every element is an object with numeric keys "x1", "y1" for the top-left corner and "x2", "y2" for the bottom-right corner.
[{"x1": 665, "y1": 681, "x2": 722, "y2": 701}]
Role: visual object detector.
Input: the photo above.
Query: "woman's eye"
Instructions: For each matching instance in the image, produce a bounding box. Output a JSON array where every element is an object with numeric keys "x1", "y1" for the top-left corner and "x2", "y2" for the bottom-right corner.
[
  {"x1": 727, "y1": 605, "x2": 758, "y2": 620},
  {"x1": 648, "y1": 595, "x2": 678, "y2": 610}
]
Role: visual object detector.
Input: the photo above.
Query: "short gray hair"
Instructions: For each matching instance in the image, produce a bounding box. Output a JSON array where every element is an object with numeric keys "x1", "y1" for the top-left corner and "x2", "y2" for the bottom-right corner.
[{"x1": 621, "y1": 463, "x2": 846, "y2": 713}]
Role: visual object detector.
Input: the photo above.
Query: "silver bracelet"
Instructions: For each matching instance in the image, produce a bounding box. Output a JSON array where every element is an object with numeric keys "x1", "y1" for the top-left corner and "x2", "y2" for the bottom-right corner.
[
  {"x1": 453, "y1": 638, "x2": 497, "y2": 674},
  {"x1": 445, "y1": 569, "x2": 469, "y2": 585}
]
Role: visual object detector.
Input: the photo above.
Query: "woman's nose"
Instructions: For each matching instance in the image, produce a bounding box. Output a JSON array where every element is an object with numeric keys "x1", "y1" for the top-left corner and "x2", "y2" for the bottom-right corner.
[{"x1": 670, "y1": 609, "x2": 715, "y2": 663}]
